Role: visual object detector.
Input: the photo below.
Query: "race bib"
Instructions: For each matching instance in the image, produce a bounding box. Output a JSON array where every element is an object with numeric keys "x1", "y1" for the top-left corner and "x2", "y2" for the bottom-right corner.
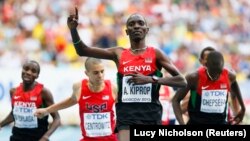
[
  {"x1": 200, "y1": 89, "x2": 227, "y2": 113},
  {"x1": 84, "y1": 112, "x2": 112, "y2": 137},
  {"x1": 13, "y1": 103, "x2": 38, "y2": 128},
  {"x1": 122, "y1": 76, "x2": 152, "y2": 103}
]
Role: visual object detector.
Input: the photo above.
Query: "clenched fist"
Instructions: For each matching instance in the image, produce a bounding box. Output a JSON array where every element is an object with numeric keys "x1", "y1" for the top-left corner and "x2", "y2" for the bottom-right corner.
[{"x1": 34, "y1": 108, "x2": 49, "y2": 119}]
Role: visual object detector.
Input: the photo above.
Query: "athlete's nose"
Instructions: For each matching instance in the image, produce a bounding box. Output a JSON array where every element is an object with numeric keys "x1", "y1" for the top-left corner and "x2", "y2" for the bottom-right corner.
[
  {"x1": 98, "y1": 72, "x2": 104, "y2": 78},
  {"x1": 25, "y1": 69, "x2": 33, "y2": 75},
  {"x1": 133, "y1": 22, "x2": 141, "y2": 29}
]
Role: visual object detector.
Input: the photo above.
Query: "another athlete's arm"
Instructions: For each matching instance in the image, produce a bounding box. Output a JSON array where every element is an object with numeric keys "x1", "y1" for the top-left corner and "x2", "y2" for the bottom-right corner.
[
  {"x1": 111, "y1": 82, "x2": 118, "y2": 103},
  {"x1": 40, "y1": 87, "x2": 61, "y2": 140},
  {"x1": 0, "y1": 88, "x2": 16, "y2": 128},
  {"x1": 0, "y1": 112, "x2": 14, "y2": 129},
  {"x1": 180, "y1": 93, "x2": 190, "y2": 114},
  {"x1": 35, "y1": 82, "x2": 81, "y2": 118},
  {"x1": 172, "y1": 73, "x2": 197, "y2": 125},
  {"x1": 155, "y1": 48, "x2": 187, "y2": 87},
  {"x1": 228, "y1": 71, "x2": 245, "y2": 124}
]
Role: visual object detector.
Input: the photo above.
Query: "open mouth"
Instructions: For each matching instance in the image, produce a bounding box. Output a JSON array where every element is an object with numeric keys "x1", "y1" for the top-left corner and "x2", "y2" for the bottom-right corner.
[
  {"x1": 133, "y1": 31, "x2": 141, "y2": 35},
  {"x1": 23, "y1": 74, "x2": 32, "y2": 81}
]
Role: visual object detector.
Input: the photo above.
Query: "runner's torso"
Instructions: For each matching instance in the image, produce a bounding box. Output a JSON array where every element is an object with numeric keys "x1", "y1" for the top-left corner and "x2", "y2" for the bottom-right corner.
[
  {"x1": 188, "y1": 67, "x2": 230, "y2": 124},
  {"x1": 116, "y1": 47, "x2": 163, "y2": 122},
  {"x1": 11, "y1": 82, "x2": 48, "y2": 139},
  {"x1": 78, "y1": 79, "x2": 117, "y2": 140}
]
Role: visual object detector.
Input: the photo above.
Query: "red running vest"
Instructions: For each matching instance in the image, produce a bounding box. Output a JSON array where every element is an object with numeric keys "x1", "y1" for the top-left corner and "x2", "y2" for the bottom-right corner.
[
  {"x1": 11, "y1": 83, "x2": 43, "y2": 128},
  {"x1": 197, "y1": 67, "x2": 230, "y2": 114},
  {"x1": 78, "y1": 79, "x2": 117, "y2": 141}
]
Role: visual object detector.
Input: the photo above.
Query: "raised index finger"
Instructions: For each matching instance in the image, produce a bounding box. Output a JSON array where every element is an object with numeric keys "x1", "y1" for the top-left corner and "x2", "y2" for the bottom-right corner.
[{"x1": 75, "y1": 7, "x2": 78, "y2": 19}]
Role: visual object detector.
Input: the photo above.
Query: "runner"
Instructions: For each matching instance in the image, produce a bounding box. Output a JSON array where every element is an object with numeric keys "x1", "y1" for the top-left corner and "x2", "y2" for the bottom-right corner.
[
  {"x1": 35, "y1": 58, "x2": 117, "y2": 141},
  {"x1": 0, "y1": 60, "x2": 60, "y2": 141},
  {"x1": 67, "y1": 8, "x2": 187, "y2": 141}
]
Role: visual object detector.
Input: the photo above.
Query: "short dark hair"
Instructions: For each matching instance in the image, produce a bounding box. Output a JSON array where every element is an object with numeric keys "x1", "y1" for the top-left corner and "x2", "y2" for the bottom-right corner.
[
  {"x1": 200, "y1": 46, "x2": 215, "y2": 60},
  {"x1": 207, "y1": 51, "x2": 224, "y2": 67},
  {"x1": 126, "y1": 13, "x2": 148, "y2": 27}
]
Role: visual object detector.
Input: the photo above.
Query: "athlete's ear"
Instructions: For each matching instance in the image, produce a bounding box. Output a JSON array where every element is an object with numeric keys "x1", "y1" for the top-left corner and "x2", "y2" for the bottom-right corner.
[
  {"x1": 204, "y1": 62, "x2": 208, "y2": 67},
  {"x1": 35, "y1": 74, "x2": 39, "y2": 79},
  {"x1": 85, "y1": 70, "x2": 89, "y2": 77},
  {"x1": 199, "y1": 58, "x2": 202, "y2": 64},
  {"x1": 125, "y1": 29, "x2": 128, "y2": 35},
  {"x1": 146, "y1": 27, "x2": 149, "y2": 34}
]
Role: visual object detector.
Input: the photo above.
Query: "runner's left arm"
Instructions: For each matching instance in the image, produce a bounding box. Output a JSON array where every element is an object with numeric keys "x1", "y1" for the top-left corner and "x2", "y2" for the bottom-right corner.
[{"x1": 39, "y1": 87, "x2": 61, "y2": 140}]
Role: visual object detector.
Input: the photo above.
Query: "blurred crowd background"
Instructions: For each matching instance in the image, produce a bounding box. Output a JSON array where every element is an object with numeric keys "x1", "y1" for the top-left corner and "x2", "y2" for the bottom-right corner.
[
  {"x1": 0, "y1": 0, "x2": 250, "y2": 123},
  {"x1": 1, "y1": 0, "x2": 250, "y2": 75}
]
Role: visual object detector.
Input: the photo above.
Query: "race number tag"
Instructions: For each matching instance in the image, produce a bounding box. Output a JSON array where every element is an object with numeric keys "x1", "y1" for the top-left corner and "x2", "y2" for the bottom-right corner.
[
  {"x1": 122, "y1": 76, "x2": 152, "y2": 103},
  {"x1": 84, "y1": 112, "x2": 112, "y2": 137},
  {"x1": 13, "y1": 102, "x2": 38, "y2": 128},
  {"x1": 200, "y1": 89, "x2": 227, "y2": 113}
]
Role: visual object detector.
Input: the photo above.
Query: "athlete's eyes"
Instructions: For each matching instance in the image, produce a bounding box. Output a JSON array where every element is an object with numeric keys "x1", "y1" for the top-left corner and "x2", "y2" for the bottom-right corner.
[
  {"x1": 128, "y1": 21, "x2": 135, "y2": 26},
  {"x1": 31, "y1": 68, "x2": 37, "y2": 73},
  {"x1": 23, "y1": 66, "x2": 38, "y2": 73},
  {"x1": 138, "y1": 21, "x2": 145, "y2": 26},
  {"x1": 128, "y1": 20, "x2": 145, "y2": 27},
  {"x1": 93, "y1": 70, "x2": 104, "y2": 75}
]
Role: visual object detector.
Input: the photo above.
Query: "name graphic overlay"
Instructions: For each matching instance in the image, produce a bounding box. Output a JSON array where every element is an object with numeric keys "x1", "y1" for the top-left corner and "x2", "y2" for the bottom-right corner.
[{"x1": 130, "y1": 125, "x2": 249, "y2": 140}]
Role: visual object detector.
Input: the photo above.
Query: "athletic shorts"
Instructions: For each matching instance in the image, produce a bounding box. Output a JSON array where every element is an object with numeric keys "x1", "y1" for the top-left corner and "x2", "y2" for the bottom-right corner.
[{"x1": 10, "y1": 135, "x2": 41, "y2": 141}]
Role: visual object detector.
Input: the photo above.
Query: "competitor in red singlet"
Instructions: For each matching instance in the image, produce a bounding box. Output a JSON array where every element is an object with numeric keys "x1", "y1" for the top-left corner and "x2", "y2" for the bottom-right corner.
[
  {"x1": 67, "y1": 8, "x2": 187, "y2": 141},
  {"x1": 180, "y1": 47, "x2": 241, "y2": 124},
  {"x1": 0, "y1": 60, "x2": 60, "y2": 141},
  {"x1": 180, "y1": 47, "x2": 216, "y2": 123},
  {"x1": 172, "y1": 51, "x2": 245, "y2": 124},
  {"x1": 35, "y1": 58, "x2": 118, "y2": 141}
]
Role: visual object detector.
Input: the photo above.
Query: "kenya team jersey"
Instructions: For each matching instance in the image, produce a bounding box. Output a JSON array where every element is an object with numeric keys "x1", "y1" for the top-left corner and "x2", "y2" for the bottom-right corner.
[
  {"x1": 188, "y1": 67, "x2": 230, "y2": 124},
  {"x1": 78, "y1": 79, "x2": 117, "y2": 141},
  {"x1": 11, "y1": 82, "x2": 48, "y2": 140},
  {"x1": 117, "y1": 47, "x2": 163, "y2": 122}
]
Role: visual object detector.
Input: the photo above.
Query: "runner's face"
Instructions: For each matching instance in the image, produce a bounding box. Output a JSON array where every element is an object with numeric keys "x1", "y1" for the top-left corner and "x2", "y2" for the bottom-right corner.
[
  {"x1": 206, "y1": 59, "x2": 223, "y2": 81},
  {"x1": 86, "y1": 63, "x2": 105, "y2": 85},
  {"x1": 126, "y1": 14, "x2": 149, "y2": 42},
  {"x1": 21, "y1": 62, "x2": 39, "y2": 84},
  {"x1": 201, "y1": 50, "x2": 211, "y2": 66}
]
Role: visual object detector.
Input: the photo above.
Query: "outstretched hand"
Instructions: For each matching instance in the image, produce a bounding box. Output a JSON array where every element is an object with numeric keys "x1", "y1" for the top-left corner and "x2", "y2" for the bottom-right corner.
[
  {"x1": 34, "y1": 108, "x2": 49, "y2": 119},
  {"x1": 67, "y1": 7, "x2": 78, "y2": 29}
]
